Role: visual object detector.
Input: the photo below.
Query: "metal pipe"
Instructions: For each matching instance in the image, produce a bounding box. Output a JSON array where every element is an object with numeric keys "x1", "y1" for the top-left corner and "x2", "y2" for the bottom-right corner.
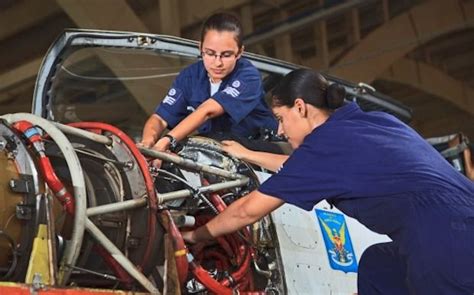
[
  {"x1": 138, "y1": 146, "x2": 245, "y2": 180},
  {"x1": 173, "y1": 215, "x2": 196, "y2": 228},
  {"x1": 198, "y1": 178, "x2": 249, "y2": 193},
  {"x1": 85, "y1": 219, "x2": 160, "y2": 294},
  {"x1": 87, "y1": 197, "x2": 148, "y2": 217},
  {"x1": 53, "y1": 121, "x2": 112, "y2": 145},
  {"x1": 157, "y1": 178, "x2": 249, "y2": 204},
  {"x1": 0, "y1": 113, "x2": 87, "y2": 286},
  {"x1": 158, "y1": 189, "x2": 193, "y2": 203}
]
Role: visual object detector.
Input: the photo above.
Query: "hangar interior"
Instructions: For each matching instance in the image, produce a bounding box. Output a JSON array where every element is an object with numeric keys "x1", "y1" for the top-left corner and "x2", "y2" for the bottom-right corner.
[
  {"x1": 0, "y1": 1, "x2": 473, "y2": 294},
  {"x1": 1, "y1": 0, "x2": 473, "y2": 140}
]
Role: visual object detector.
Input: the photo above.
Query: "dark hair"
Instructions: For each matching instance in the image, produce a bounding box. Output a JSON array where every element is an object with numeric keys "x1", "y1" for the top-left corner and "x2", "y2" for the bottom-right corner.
[
  {"x1": 272, "y1": 69, "x2": 346, "y2": 110},
  {"x1": 201, "y1": 12, "x2": 243, "y2": 48}
]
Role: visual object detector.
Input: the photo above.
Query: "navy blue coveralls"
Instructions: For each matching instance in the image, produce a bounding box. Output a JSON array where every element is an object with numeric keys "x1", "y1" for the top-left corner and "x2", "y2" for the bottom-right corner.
[
  {"x1": 155, "y1": 58, "x2": 277, "y2": 138},
  {"x1": 259, "y1": 102, "x2": 474, "y2": 294}
]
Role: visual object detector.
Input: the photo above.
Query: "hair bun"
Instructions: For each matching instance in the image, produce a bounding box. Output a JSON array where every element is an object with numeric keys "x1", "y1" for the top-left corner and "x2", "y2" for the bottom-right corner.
[{"x1": 326, "y1": 83, "x2": 346, "y2": 109}]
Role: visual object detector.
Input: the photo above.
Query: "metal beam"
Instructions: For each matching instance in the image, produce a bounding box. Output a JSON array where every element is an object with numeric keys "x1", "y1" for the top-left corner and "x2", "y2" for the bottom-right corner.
[
  {"x1": 274, "y1": 11, "x2": 293, "y2": 62},
  {"x1": 180, "y1": 0, "x2": 249, "y2": 29},
  {"x1": 55, "y1": 0, "x2": 149, "y2": 31},
  {"x1": 349, "y1": 8, "x2": 361, "y2": 44},
  {"x1": 315, "y1": 20, "x2": 329, "y2": 68},
  {"x1": 380, "y1": 58, "x2": 474, "y2": 116},
  {"x1": 159, "y1": 0, "x2": 181, "y2": 36},
  {"x1": 244, "y1": 0, "x2": 377, "y2": 46},
  {"x1": 329, "y1": 0, "x2": 474, "y2": 82},
  {"x1": 382, "y1": 0, "x2": 390, "y2": 23}
]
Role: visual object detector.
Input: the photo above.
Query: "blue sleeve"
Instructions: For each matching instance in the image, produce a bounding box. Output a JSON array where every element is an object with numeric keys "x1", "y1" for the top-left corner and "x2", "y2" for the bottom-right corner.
[
  {"x1": 212, "y1": 65, "x2": 263, "y2": 124},
  {"x1": 155, "y1": 71, "x2": 190, "y2": 128}
]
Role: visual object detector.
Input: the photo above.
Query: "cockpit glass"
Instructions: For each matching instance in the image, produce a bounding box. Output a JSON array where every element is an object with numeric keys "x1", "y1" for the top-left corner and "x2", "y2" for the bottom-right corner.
[{"x1": 50, "y1": 47, "x2": 195, "y2": 141}]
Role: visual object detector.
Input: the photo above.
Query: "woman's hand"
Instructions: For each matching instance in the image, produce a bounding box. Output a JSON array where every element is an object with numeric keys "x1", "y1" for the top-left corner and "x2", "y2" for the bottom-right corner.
[
  {"x1": 149, "y1": 137, "x2": 171, "y2": 168},
  {"x1": 181, "y1": 230, "x2": 197, "y2": 244},
  {"x1": 221, "y1": 140, "x2": 250, "y2": 160},
  {"x1": 139, "y1": 139, "x2": 155, "y2": 149},
  {"x1": 153, "y1": 137, "x2": 171, "y2": 152}
]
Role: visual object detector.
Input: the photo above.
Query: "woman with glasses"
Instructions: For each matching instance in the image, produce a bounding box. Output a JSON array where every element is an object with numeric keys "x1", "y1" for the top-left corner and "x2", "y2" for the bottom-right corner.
[
  {"x1": 183, "y1": 69, "x2": 474, "y2": 294},
  {"x1": 141, "y1": 12, "x2": 277, "y2": 153}
]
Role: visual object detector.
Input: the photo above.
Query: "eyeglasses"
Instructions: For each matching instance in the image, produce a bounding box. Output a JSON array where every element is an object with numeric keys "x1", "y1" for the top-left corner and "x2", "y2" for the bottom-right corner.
[{"x1": 201, "y1": 50, "x2": 238, "y2": 61}]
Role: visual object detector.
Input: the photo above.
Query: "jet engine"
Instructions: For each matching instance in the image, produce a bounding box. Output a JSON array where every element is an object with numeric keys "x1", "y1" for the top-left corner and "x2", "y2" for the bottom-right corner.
[{"x1": 0, "y1": 113, "x2": 284, "y2": 294}]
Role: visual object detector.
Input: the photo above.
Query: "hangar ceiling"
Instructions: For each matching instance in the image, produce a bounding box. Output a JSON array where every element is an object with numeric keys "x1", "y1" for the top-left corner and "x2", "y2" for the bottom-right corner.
[{"x1": 0, "y1": 0, "x2": 473, "y2": 140}]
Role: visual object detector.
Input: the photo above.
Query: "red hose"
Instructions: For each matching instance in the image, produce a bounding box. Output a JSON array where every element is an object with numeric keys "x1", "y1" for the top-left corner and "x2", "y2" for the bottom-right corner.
[
  {"x1": 216, "y1": 236, "x2": 235, "y2": 259},
  {"x1": 206, "y1": 190, "x2": 252, "y2": 287},
  {"x1": 190, "y1": 257, "x2": 265, "y2": 295},
  {"x1": 67, "y1": 122, "x2": 158, "y2": 271},
  {"x1": 203, "y1": 250, "x2": 230, "y2": 270},
  {"x1": 221, "y1": 244, "x2": 251, "y2": 287},
  {"x1": 189, "y1": 179, "x2": 257, "y2": 292},
  {"x1": 189, "y1": 260, "x2": 233, "y2": 295},
  {"x1": 13, "y1": 121, "x2": 75, "y2": 215},
  {"x1": 38, "y1": 157, "x2": 75, "y2": 215}
]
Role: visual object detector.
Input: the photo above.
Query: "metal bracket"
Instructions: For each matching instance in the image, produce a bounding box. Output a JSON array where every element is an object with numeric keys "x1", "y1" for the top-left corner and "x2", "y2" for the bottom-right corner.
[
  {"x1": 356, "y1": 82, "x2": 376, "y2": 94},
  {"x1": 9, "y1": 178, "x2": 31, "y2": 193},
  {"x1": 16, "y1": 204, "x2": 34, "y2": 220},
  {"x1": 31, "y1": 273, "x2": 45, "y2": 293}
]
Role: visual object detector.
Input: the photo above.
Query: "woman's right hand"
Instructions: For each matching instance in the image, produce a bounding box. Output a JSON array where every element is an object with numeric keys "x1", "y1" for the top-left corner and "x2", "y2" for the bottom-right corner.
[
  {"x1": 148, "y1": 137, "x2": 172, "y2": 168},
  {"x1": 139, "y1": 138, "x2": 155, "y2": 149},
  {"x1": 221, "y1": 140, "x2": 250, "y2": 160},
  {"x1": 181, "y1": 230, "x2": 197, "y2": 244}
]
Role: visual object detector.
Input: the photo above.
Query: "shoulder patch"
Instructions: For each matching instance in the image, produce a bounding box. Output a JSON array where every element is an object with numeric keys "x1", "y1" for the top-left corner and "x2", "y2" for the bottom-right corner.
[
  {"x1": 163, "y1": 95, "x2": 176, "y2": 105},
  {"x1": 163, "y1": 87, "x2": 181, "y2": 106},
  {"x1": 232, "y1": 80, "x2": 241, "y2": 88},
  {"x1": 222, "y1": 86, "x2": 241, "y2": 98}
]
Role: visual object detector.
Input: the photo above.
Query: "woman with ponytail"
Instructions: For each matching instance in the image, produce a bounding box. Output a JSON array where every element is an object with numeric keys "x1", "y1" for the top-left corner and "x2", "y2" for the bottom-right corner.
[{"x1": 183, "y1": 69, "x2": 474, "y2": 294}]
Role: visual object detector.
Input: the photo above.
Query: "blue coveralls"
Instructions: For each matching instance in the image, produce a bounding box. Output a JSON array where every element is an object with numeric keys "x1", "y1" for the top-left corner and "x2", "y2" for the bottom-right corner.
[
  {"x1": 259, "y1": 102, "x2": 474, "y2": 294},
  {"x1": 155, "y1": 58, "x2": 277, "y2": 138}
]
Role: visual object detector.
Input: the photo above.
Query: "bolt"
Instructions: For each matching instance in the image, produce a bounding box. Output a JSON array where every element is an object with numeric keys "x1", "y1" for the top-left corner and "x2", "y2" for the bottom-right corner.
[
  {"x1": 0, "y1": 139, "x2": 6, "y2": 151},
  {"x1": 32, "y1": 273, "x2": 44, "y2": 290},
  {"x1": 127, "y1": 237, "x2": 140, "y2": 248}
]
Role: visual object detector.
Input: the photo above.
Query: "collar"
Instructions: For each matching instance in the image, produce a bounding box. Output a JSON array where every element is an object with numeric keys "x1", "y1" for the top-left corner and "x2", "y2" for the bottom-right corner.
[
  {"x1": 200, "y1": 58, "x2": 243, "y2": 85},
  {"x1": 326, "y1": 102, "x2": 361, "y2": 122}
]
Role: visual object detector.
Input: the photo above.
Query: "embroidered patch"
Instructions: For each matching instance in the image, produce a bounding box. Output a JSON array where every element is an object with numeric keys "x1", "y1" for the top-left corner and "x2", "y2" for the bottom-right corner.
[
  {"x1": 222, "y1": 86, "x2": 240, "y2": 98},
  {"x1": 315, "y1": 209, "x2": 358, "y2": 273},
  {"x1": 163, "y1": 95, "x2": 176, "y2": 105},
  {"x1": 232, "y1": 80, "x2": 241, "y2": 88}
]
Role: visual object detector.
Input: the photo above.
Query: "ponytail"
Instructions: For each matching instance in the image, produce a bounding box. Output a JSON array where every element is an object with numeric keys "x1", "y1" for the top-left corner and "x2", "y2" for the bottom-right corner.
[{"x1": 272, "y1": 69, "x2": 346, "y2": 110}]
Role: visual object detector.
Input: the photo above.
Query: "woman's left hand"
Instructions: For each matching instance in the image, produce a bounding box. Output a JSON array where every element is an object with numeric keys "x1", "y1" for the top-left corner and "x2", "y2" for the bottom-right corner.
[{"x1": 221, "y1": 140, "x2": 250, "y2": 160}]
